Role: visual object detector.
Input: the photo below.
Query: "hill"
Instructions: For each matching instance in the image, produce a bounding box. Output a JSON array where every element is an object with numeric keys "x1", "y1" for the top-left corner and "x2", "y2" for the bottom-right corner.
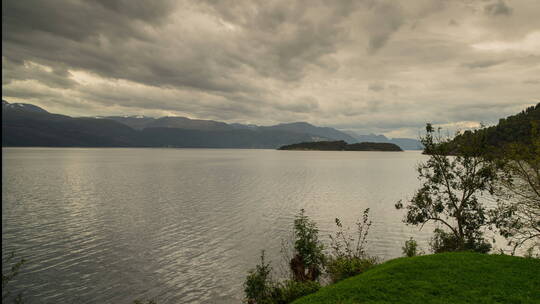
[
  {"x1": 1, "y1": 101, "x2": 323, "y2": 148},
  {"x1": 293, "y1": 252, "x2": 540, "y2": 304},
  {"x1": 1, "y1": 100, "x2": 422, "y2": 149},
  {"x1": 278, "y1": 140, "x2": 403, "y2": 151},
  {"x1": 443, "y1": 103, "x2": 540, "y2": 155},
  {"x1": 2, "y1": 101, "x2": 139, "y2": 147},
  {"x1": 104, "y1": 115, "x2": 233, "y2": 131}
]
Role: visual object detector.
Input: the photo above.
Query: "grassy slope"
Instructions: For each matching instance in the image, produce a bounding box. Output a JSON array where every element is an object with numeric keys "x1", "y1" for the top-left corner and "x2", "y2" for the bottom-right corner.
[{"x1": 293, "y1": 252, "x2": 540, "y2": 304}]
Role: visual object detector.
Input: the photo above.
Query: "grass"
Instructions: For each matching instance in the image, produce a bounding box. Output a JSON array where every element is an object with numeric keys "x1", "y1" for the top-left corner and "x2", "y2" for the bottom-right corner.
[{"x1": 292, "y1": 252, "x2": 540, "y2": 304}]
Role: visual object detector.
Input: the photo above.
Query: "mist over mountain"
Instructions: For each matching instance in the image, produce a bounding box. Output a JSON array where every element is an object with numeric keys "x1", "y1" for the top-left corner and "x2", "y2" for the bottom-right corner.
[
  {"x1": 263, "y1": 122, "x2": 358, "y2": 143},
  {"x1": 345, "y1": 131, "x2": 423, "y2": 150},
  {"x1": 2, "y1": 100, "x2": 422, "y2": 149}
]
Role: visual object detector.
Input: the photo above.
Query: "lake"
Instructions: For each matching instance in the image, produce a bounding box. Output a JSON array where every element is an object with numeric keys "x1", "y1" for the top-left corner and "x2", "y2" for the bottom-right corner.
[{"x1": 2, "y1": 148, "x2": 436, "y2": 303}]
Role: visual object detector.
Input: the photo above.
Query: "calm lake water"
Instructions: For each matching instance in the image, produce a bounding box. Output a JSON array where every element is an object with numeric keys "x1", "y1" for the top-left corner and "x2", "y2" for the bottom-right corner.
[{"x1": 2, "y1": 148, "x2": 437, "y2": 303}]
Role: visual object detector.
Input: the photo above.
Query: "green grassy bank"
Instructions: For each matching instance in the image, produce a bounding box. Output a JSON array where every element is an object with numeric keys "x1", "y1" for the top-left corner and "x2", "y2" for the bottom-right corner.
[{"x1": 293, "y1": 252, "x2": 540, "y2": 304}]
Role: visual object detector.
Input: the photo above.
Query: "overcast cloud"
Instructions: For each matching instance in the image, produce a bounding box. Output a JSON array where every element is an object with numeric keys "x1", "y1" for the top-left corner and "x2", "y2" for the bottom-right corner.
[{"x1": 2, "y1": 0, "x2": 539, "y2": 137}]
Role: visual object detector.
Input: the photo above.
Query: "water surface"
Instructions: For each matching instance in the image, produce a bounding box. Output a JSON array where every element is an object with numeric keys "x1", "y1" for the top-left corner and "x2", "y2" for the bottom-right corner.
[{"x1": 3, "y1": 148, "x2": 435, "y2": 303}]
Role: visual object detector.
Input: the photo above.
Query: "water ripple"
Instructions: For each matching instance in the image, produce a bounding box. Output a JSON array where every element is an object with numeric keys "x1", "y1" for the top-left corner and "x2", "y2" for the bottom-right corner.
[{"x1": 2, "y1": 148, "x2": 458, "y2": 303}]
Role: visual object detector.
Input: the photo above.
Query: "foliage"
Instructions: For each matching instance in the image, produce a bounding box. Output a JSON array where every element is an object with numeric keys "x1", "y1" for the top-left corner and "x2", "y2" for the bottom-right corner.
[
  {"x1": 290, "y1": 209, "x2": 325, "y2": 282},
  {"x1": 244, "y1": 251, "x2": 274, "y2": 304},
  {"x1": 488, "y1": 123, "x2": 540, "y2": 255},
  {"x1": 329, "y1": 209, "x2": 371, "y2": 259},
  {"x1": 445, "y1": 103, "x2": 540, "y2": 155},
  {"x1": 292, "y1": 252, "x2": 540, "y2": 304},
  {"x1": 402, "y1": 237, "x2": 421, "y2": 257},
  {"x1": 271, "y1": 280, "x2": 320, "y2": 304},
  {"x1": 430, "y1": 228, "x2": 490, "y2": 254},
  {"x1": 2, "y1": 252, "x2": 25, "y2": 304},
  {"x1": 326, "y1": 208, "x2": 377, "y2": 283},
  {"x1": 395, "y1": 124, "x2": 496, "y2": 253},
  {"x1": 244, "y1": 250, "x2": 322, "y2": 304},
  {"x1": 325, "y1": 256, "x2": 377, "y2": 283}
]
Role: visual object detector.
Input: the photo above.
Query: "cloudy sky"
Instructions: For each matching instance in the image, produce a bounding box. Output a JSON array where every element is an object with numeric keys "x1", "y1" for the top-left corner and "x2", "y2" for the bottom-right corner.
[{"x1": 2, "y1": 0, "x2": 539, "y2": 137}]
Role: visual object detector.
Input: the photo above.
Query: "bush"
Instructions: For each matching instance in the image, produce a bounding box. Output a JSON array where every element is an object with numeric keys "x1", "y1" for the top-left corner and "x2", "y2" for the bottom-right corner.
[
  {"x1": 271, "y1": 280, "x2": 320, "y2": 304},
  {"x1": 325, "y1": 256, "x2": 377, "y2": 283},
  {"x1": 290, "y1": 209, "x2": 325, "y2": 282},
  {"x1": 326, "y1": 208, "x2": 378, "y2": 283},
  {"x1": 402, "y1": 237, "x2": 421, "y2": 257},
  {"x1": 243, "y1": 251, "x2": 321, "y2": 304},
  {"x1": 244, "y1": 251, "x2": 274, "y2": 304},
  {"x1": 430, "y1": 228, "x2": 491, "y2": 254}
]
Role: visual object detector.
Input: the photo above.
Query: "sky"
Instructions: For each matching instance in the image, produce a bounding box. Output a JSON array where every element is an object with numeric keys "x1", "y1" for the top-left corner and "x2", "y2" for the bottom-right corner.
[{"x1": 2, "y1": 0, "x2": 539, "y2": 138}]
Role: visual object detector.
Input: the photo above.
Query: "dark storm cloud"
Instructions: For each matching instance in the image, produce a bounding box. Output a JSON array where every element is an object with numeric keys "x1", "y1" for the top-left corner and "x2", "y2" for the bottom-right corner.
[
  {"x1": 484, "y1": 0, "x2": 513, "y2": 16},
  {"x1": 2, "y1": 59, "x2": 78, "y2": 88},
  {"x1": 365, "y1": 1, "x2": 405, "y2": 53},
  {"x1": 2, "y1": 0, "x2": 539, "y2": 137}
]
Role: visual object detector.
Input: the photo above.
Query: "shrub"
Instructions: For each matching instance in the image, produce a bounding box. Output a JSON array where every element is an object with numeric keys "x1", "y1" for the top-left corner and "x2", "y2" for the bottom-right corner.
[
  {"x1": 326, "y1": 208, "x2": 377, "y2": 283},
  {"x1": 290, "y1": 209, "x2": 325, "y2": 282},
  {"x1": 329, "y1": 209, "x2": 372, "y2": 259},
  {"x1": 430, "y1": 228, "x2": 491, "y2": 254},
  {"x1": 244, "y1": 251, "x2": 274, "y2": 304},
  {"x1": 402, "y1": 237, "x2": 420, "y2": 257},
  {"x1": 271, "y1": 280, "x2": 320, "y2": 304},
  {"x1": 325, "y1": 256, "x2": 377, "y2": 283}
]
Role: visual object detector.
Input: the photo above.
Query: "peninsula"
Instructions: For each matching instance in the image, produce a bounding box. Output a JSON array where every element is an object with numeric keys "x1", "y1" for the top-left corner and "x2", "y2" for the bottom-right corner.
[{"x1": 278, "y1": 140, "x2": 403, "y2": 151}]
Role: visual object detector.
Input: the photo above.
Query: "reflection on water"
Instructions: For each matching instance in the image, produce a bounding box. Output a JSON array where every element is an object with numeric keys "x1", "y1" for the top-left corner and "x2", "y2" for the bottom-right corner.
[{"x1": 3, "y1": 148, "x2": 436, "y2": 303}]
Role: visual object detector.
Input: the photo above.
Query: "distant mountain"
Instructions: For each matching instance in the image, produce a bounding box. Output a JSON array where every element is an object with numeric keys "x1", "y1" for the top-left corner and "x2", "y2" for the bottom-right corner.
[
  {"x1": 2, "y1": 100, "x2": 49, "y2": 113},
  {"x1": 2, "y1": 101, "x2": 323, "y2": 148},
  {"x1": 146, "y1": 117, "x2": 233, "y2": 131},
  {"x1": 230, "y1": 123, "x2": 259, "y2": 130},
  {"x1": 138, "y1": 128, "x2": 320, "y2": 148},
  {"x1": 104, "y1": 116, "x2": 234, "y2": 131},
  {"x1": 344, "y1": 132, "x2": 390, "y2": 143},
  {"x1": 345, "y1": 131, "x2": 423, "y2": 150},
  {"x1": 2, "y1": 100, "x2": 424, "y2": 149},
  {"x1": 2, "y1": 101, "x2": 138, "y2": 147},
  {"x1": 390, "y1": 138, "x2": 424, "y2": 150},
  {"x1": 278, "y1": 140, "x2": 402, "y2": 151},
  {"x1": 102, "y1": 116, "x2": 156, "y2": 130},
  {"x1": 106, "y1": 115, "x2": 357, "y2": 142},
  {"x1": 265, "y1": 122, "x2": 357, "y2": 143}
]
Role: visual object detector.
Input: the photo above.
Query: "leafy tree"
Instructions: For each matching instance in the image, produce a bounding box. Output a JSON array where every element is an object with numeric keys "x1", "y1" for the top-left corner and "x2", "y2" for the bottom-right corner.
[
  {"x1": 244, "y1": 251, "x2": 274, "y2": 304},
  {"x1": 402, "y1": 237, "x2": 422, "y2": 257},
  {"x1": 290, "y1": 209, "x2": 325, "y2": 282},
  {"x1": 244, "y1": 210, "x2": 326, "y2": 304},
  {"x1": 396, "y1": 124, "x2": 497, "y2": 252},
  {"x1": 489, "y1": 123, "x2": 540, "y2": 255},
  {"x1": 446, "y1": 103, "x2": 539, "y2": 154}
]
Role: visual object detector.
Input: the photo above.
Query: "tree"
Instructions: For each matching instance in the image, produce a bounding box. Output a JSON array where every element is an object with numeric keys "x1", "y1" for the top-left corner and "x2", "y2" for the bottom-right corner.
[
  {"x1": 489, "y1": 123, "x2": 540, "y2": 255},
  {"x1": 395, "y1": 124, "x2": 497, "y2": 252},
  {"x1": 244, "y1": 251, "x2": 274, "y2": 304},
  {"x1": 289, "y1": 209, "x2": 325, "y2": 282}
]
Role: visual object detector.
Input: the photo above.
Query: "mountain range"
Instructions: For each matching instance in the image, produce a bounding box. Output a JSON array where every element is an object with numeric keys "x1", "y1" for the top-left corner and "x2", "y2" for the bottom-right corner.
[{"x1": 2, "y1": 100, "x2": 422, "y2": 149}]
